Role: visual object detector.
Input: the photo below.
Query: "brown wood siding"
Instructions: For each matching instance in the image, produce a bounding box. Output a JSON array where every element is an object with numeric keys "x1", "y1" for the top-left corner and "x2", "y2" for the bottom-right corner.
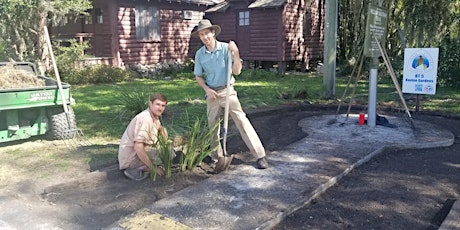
[
  {"x1": 236, "y1": 0, "x2": 324, "y2": 67},
  {"x1": 49, "y1": 0, "x2": 324, "y2": 68},
  {"x1": 303, "y1": 0, "x2": 324, "y2": 64},
  {"x1": 206, "y1": 0, "x2": 324, "y2": 67},
  {"x1": 117, "y1": 0, "x2": 206, "y2": 66},
  {"x1": 206, "y1": 5, "x2": 282, "y2": 62},
  {"x1": 282, "y1": 0, "x2": 304, "y2": 61},
  {"x1": 247, "y1": 9, "x2": 282, "y2": 61},
  {"x1": 206, "y1": 14, "x2": 236, "y2": 42},
  {"x1": 87, "y1": 0, "x2": 113, "y2": 58},
  {"x1": 188, "y1": 13, "x2": 235, "y2": 59}
]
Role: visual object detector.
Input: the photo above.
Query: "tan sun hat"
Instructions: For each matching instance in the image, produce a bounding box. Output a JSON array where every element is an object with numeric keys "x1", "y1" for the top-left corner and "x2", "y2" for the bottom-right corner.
[{"x1": 191, "y1": 19, "x2": 221, "y2": 38}]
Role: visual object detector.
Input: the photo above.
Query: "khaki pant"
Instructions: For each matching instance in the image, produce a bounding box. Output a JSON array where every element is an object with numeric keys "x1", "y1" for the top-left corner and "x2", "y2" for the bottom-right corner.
[{"x1": 207, "y1": 86, "x2": 265, "y2": 159}]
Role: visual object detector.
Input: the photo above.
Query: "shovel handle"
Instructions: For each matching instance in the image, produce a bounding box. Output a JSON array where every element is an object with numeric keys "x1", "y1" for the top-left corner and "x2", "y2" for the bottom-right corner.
[{"x1": 222, "y1": 49, "x2": 233, "y2": 156}]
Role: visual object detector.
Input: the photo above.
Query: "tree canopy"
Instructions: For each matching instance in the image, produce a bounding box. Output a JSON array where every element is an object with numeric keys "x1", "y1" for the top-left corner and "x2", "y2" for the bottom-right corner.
[
  {"x1": 0, "y1": 0, "x2": 92, "y2": 61},
  {"x1": 337, "y1": 0, "x2": 460, "y2": 59}
]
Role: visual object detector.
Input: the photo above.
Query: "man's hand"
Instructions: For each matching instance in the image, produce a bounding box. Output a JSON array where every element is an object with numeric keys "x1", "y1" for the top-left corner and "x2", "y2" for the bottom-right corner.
[
  {"x1": 155, "y1": 166, "x2": 165, "y2": 176},
  {"x1": 228, "y1": 40, "x2": 242, "y2": 75},
  {"x1": 228, "y1": 40, "x2": 239, "y2": 54},
  {"x1": 205, "y1": 88, "x2": 218, "y2": 100}
]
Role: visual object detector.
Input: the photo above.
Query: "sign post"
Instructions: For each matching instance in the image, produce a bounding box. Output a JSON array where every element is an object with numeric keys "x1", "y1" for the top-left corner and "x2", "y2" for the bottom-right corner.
[{"x1": 363, "y1": 2, "x2": 388, "y2": 127}]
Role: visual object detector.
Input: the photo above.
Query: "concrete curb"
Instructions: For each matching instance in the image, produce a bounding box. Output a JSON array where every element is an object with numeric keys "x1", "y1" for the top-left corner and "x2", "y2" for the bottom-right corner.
[{"x1": 439, "y1": 198, "x2": 460, "y2": 230}]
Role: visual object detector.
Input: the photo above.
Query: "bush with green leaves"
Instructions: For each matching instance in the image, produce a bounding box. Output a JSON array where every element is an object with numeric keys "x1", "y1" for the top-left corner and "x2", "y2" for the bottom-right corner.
[
  {"x1": 438, "y1": 39, "x2": 460, "y2": 89},
  {"x1": 55, "y1": 39, "x2": 90, "y2": 70},
  {"x1": 128, "y1": 59, "x2": 195, "y2": 80},
  {"x1": 0, "y1": 40, "x2": 7, "y2": 61},
  {"x1": 48, "y1": 39, "x2": 134, "y2": 84},
  {"x1": 56, "y1": 64, "x2": 134, "y2": 85},
  {"x1": 239, "y1": 68, "x2": 282, "y2": 79}
]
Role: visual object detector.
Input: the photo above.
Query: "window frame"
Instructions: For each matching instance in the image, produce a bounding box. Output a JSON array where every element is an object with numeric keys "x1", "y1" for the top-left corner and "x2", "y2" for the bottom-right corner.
[
  {"x1": 135, "y1": 5, "x2": 160, "y2": 42},
  {"x1": 238, "y1": 11, "x2": 250, "y2": 26}
]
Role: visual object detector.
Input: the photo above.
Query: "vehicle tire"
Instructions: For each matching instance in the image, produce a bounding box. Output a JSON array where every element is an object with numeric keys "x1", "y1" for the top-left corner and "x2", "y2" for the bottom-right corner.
[{"x1": 46, "y1": 106, "x2": 77, "y2": 140}]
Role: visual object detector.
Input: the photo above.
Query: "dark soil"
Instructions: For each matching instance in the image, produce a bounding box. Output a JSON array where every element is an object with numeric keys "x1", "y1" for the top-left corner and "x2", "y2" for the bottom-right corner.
[
  {"x1": 1, "y1": 104, "x2": 459, "y2": 229},
  {"x1": 273, "y1": 106, "x2": 460, "y2": 230}
]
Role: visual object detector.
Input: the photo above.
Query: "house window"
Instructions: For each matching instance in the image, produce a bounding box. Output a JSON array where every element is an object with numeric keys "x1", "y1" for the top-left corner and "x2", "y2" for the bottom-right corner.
[
  {"x1": 135, "y1": 5, "x2": 160, "y2": 41},
  {"x1": 239, "y1": 11, "x2": 249, "y2": 26},
  {"x1": 84, "y1": 10, "x2": 93, "y2": 24},
  {"x1": 57, "y1": 15, "x2": 70, "y2": 26},
  {"x1": 95, "y1": 8, "x2": 104, "y2": 24}
]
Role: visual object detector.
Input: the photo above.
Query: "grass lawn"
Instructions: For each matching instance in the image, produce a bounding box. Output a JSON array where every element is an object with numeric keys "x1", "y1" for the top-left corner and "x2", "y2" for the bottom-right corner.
[
  {"x1": 1, "y1": 69, "x2": 457, "y2": 180},
  {"x1": 71, "y1": 70, "x2": 459, "y2": 144}
]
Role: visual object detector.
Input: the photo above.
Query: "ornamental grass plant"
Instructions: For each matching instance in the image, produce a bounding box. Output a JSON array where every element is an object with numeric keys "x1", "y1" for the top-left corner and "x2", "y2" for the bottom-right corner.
[{"x1": 178, "y1": 113, "x2": 219, "y2": 172}]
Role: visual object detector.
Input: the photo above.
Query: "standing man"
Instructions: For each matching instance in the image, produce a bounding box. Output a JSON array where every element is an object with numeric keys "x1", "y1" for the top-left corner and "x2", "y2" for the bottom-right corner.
[
  {"x1": 192, "y1": 19, "x2": 269, "y2": 172},
  {"x1": 118, "y1": 93, "x2": 169, "y2": 181}
]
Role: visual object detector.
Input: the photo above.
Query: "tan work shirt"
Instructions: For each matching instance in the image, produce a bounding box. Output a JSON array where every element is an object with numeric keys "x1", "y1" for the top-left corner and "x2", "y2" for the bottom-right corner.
[{"x1": 118, "y1": 109, "x2": 160, "y2": 170}]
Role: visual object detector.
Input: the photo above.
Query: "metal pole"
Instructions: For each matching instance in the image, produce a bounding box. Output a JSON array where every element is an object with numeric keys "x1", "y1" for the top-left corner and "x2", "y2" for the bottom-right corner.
[
  {"x1": 323, "y1": 0, "x2": 337, "y2": 98},
  {"x1": 367, "y1": 57, "x2": 378, "y2": 127}
]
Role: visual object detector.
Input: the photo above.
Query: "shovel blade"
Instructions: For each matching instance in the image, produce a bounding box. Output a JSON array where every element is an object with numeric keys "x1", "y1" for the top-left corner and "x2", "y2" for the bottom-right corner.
[{"x1": 214, "y1": 155, "x2": 234, "y2": 173}]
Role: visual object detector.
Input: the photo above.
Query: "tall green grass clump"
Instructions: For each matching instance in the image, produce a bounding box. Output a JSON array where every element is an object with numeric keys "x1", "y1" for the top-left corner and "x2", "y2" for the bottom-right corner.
[
  {"x1": 178, "y1": 113, "x2": 219, "y2": 171},
  {"x1": 149, "y1": 128, "x2": 173, "y2": 181},
  {"x1": 117, "y1": 86, "x2": 153, "y2": 123}
]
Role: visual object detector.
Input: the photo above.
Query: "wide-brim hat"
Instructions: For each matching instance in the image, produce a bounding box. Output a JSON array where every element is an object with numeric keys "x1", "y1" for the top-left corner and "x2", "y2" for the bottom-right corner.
[{"x1": 191, "y1": 19, "x2": 221, "y2": 38}]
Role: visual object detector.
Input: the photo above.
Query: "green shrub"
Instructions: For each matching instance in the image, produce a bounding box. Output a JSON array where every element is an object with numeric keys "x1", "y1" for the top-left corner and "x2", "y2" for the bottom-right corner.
[
  {"x1": 0, "y1": 40, "x2": 7, "y2": 61},
  {"x1": 128, "y1": 59, "x2": 195, "y2": 80},
  {"x1": 54, "y1": 65, "x2": 134, "y2": 85},
  {"x1": 55, "y1": 39, "x2": 90, "y2": 70},
  {"x1": 239, "y1": 68, "x2": 281, "y2": 79},
  {"x1": 438, "y1": 39, "x2": 460, "y2": 89},
  {"x1": 49, "y1": 39, "x2": 134, "y2": 84}
]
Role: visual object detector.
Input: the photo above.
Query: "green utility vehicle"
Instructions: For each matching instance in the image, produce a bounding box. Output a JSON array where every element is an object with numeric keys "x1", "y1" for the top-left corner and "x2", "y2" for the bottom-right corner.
[{"x1": 0, "y1": 62, "x2": 77, "y2": 143}]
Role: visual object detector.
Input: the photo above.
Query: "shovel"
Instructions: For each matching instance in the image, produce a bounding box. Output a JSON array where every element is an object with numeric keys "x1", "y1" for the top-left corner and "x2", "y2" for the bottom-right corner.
[{"x1": 214, "y1": 49, "x2": 234, "y2": 172}]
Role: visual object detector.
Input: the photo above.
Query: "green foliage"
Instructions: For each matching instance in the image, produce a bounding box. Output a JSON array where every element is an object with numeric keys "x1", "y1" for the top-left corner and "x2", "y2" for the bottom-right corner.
[
  {"x1": 438, "y1": 38, "x2": 460, "y2": 89},
  {"x1": 55, "y1": 65, "x2": 134, "y2": 85},
  {"x1": 276, "y1": 85, "x2": 310, "y2": 100},
  {"x1": 336, "y1": 0, "x2": 459, "y2": 63},
  {"x1": 55, "y1": 39, "x2": 90, "y2": 70},
  {"x1": 71, "y1": 69, "x2": 460, "y2": 141},
  {"x1": 117, "y1": 85, "x2": 152, "y2": 123},
  {"x1": 129, "y1": 59, "x2": 196, "y2": 80},
  {"x1": 177, "y1": 113, "x2": 219, "y2": 171},
  {"x1": 0, "y1": 40, "x2": 6, "y2": 61},
  {"x1": 0, "y1": 0, "x2": 92, "y2": 61},
  {"x1": 391, "y1": 0, "x2": 453, "y2": 48},
  {"x1": 149, "y1": 130, "x2": 173, "y2": 180},
  {"x1": 49, "y1": 39, "x2": 134, "y2": 84},
  {"x1": 239, "y1": 68, "x2": 283, "y2": 79}
]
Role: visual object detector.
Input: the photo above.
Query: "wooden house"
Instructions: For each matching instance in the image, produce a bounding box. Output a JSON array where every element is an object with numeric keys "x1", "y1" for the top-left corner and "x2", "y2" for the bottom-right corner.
[
  {"x1": 51, "y1": 0, "x2": 324, "y2": 72},
  {"x1": 205, "y1": 0, "x2": 324, "y2": 72},
  {"x1": 51, "y1": 0, "x2": 217, "y2": 67}
]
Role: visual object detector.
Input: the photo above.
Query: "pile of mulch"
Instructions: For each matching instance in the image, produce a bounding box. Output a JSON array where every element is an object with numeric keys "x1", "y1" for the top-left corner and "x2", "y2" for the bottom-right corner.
[{"x1": 0, "y1": 62, "x2": 45, "y2": 89}]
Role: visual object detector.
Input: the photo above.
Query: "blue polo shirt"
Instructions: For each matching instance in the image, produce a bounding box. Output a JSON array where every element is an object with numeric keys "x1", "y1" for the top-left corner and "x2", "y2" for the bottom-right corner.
[{"x1": 194, "y1": 41, "x2": 234, "y2": 88}]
